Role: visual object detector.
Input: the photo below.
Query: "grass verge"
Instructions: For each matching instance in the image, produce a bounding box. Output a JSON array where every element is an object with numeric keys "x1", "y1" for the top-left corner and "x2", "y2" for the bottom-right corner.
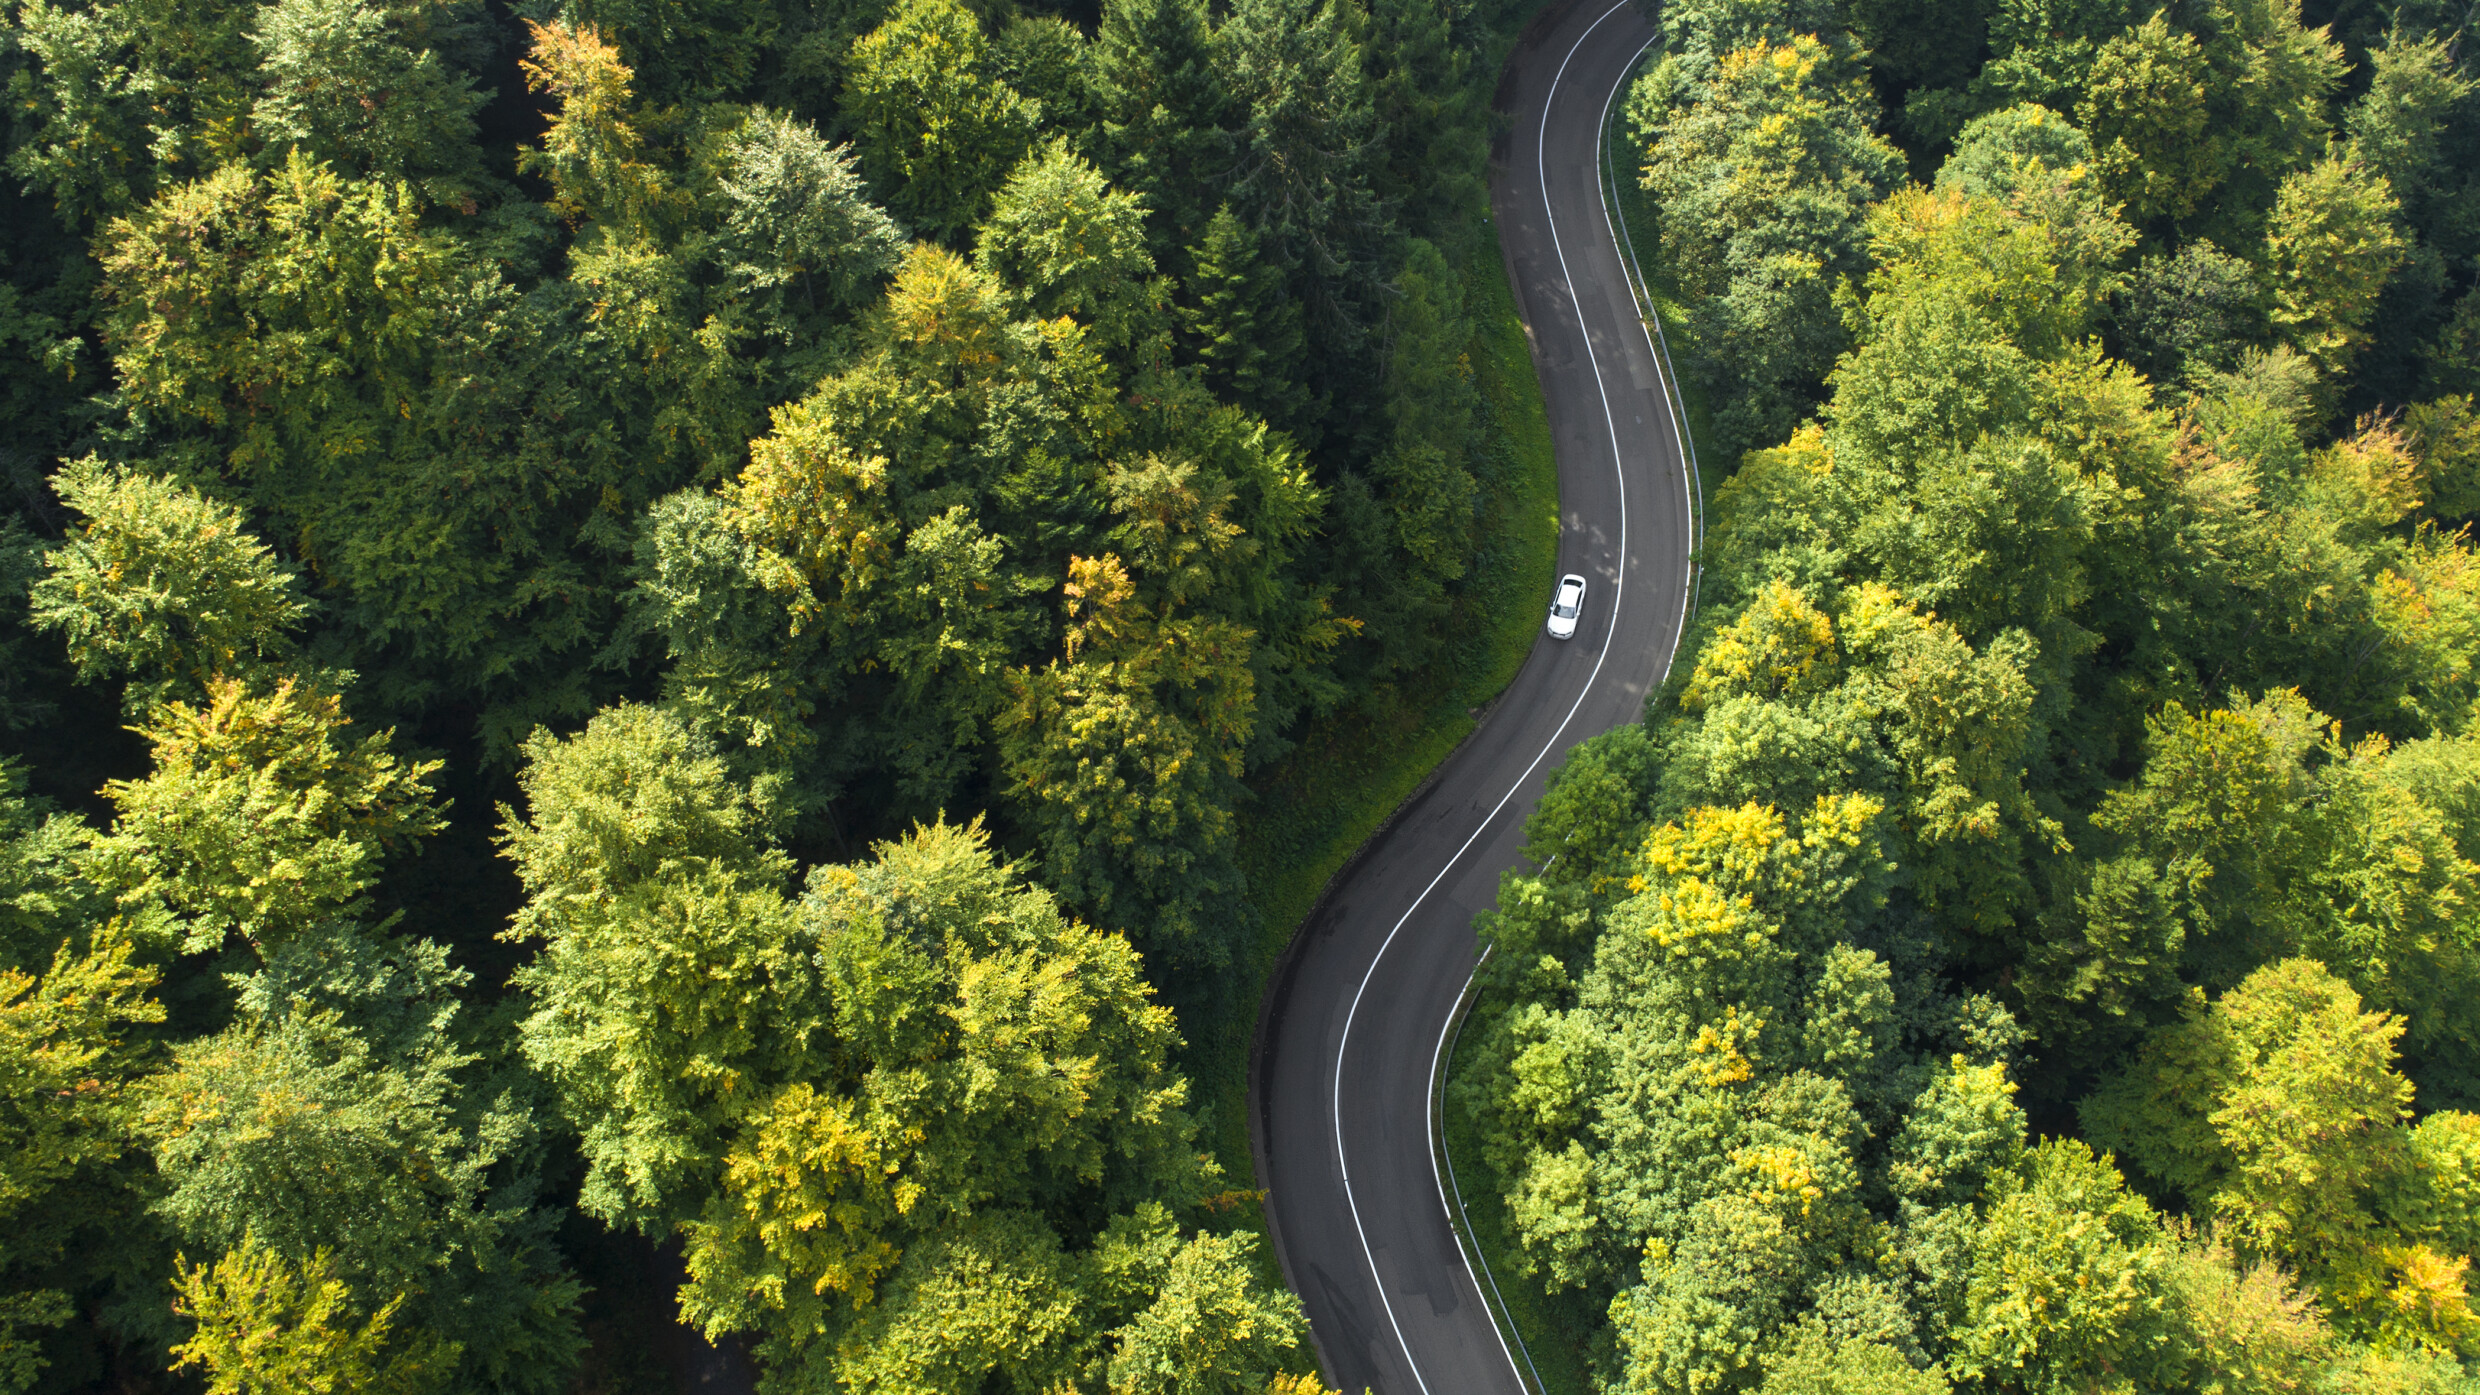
[{"x1": 1196, "y1": 215, "x2": 1562, "y2": 1296}]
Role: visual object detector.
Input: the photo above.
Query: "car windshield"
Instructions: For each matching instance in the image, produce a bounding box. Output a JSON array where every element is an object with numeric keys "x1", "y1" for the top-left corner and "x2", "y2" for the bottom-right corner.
[{"x1": 1554, "y1": 603, "x2": 1578, "y2": 618}]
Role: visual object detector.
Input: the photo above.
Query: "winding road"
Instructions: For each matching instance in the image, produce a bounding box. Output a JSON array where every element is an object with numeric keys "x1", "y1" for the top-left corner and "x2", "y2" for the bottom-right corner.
[{"x1": 1248, "y1": 0, "x2": 1692, "y2": 1390}]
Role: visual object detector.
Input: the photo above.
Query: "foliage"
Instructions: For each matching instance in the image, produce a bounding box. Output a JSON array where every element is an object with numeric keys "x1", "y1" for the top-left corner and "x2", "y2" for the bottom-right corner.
[
  {"x1": 1629, "y1": 36, "x2": 1904, "y2": 463},
  {"x1": 651, "y1": 819, "x2": 1286, "y2": 1393},
  {"x1": 845, "y1": 0, "x2": 1039, "y2": 241},
  {"x1": 2265, "y1": 156, "x2": 2408, "y2": 388},
  {"x1": 87, "y1": 676, "x2": 445, "y2": 954},
  {"x1": 138, "y1": 926, "x2": 585, "y2": 1391},
  {"x1": 250, "y1": 0, "x2": 485, "y2": 197},
  {"x1": 0, "y1": 931, "x2": 161, "y2": 1390},
  {"x1": 16, "y1": 0, "x2": 2480, "y2": 1377},
  {"x1": 169, "y1": 1238, "x2": 456, "y2": 1395},
  {"x1": 500, "y1": 702, "x2": 802, "y2": 1233},
  {"x1": 30, "y1": 458, "x2": 309, "y2": 710}
]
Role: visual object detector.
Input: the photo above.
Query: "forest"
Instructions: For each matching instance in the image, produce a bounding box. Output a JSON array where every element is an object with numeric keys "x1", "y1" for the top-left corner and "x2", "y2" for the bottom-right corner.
[
  {"x1": 0, "y1": 0, "x2": 1548, "y2": 1379},
  {"x1": 1455, "y1": 0, "x2": 2480, "y2": 1390}
]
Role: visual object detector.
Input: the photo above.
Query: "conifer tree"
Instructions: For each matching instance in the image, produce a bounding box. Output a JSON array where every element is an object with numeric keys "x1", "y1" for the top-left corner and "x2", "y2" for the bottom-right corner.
[{"x1": 1179, "y1": 206, "x2": 1315, "y2": 436}]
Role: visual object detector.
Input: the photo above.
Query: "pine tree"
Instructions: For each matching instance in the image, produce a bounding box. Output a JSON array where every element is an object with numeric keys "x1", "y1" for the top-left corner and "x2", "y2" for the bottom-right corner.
[
  {"x1": 1093, "y1": 0, "x2": 1234, "y2": 267},
  {"x1": 1179, "y1": 206, "x2": 1315, "y2": 439}
]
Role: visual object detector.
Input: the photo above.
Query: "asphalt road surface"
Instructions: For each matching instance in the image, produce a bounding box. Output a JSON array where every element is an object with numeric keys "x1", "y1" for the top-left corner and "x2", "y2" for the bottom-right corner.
[{"x1": 1247, "y1": 0, "x2": 1693, "y2": 1390}]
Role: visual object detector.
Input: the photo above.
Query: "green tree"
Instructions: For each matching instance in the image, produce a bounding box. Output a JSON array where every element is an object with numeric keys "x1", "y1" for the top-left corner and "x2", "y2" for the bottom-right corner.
[
  {"x1": 2381, "y1": 1110, "x2": 2480, "y2": 1268},
  {"x1": 998, "y1": 554, "x2": 1258, "y2": 962},
  {"x1": 94, "y1": 139, "x2": 704, "y2": 745},
  {"x1": 2076, "y1": 0, "x2": 2344, "y2": 238},
  {"x1": 1952, "y1": 1140, "x2": 2180, "y2": 1395},
  {"x1": 2083, "y1": 959, "x2": 2413, "y2": 1269},
  {"x1": 170, "y1": 1238, "x2": 455, "y2": 1395},
  {"x1": 993, "y1": 16, "x2": 1095, "y2": 138},
  {"x1": 2032, "y1": 694, "x2": 2314, "y2": 1032},
  {"x1": 1371, "y1": 237, "x2": 1479, "y2": 591},
  {"x1": 8, "y1": 0, "x2": 265, "y2": 223},
  {"x1": 1213, "y1": 0, "x2": 1382, "y2": 346},
  {"x1": 1470, "y1": 790, "x2": 1912, "y2": 1311},
  {"x1": 1092, "y1": 0, "x2": 1233, "y2": 263},
  {"x1": 7, "y1": 0, "x2": 161, "y2": 225},
  {"x1": 1635, "y1": 36, "x2": 1905, "y2": 462},
  {"x1": 0, "y1": 762, "x2": 93, "y2": 974},
  {"x1": 2191, "y1": 0, "x2": 2351, "y2": 230},
  {"x1": 1759, "y1": 1328, "x2": 1951, "y2": 1395},
  {"x1": 516, "y1": 19, "x2": 675, "y2": 233},
  {"x1": 1178, "y1": 205, "x2": 1314, "y2": 436},
  {"x1": 140, "y1": 926, "x2": 584, "y2": 1392},
  {"x1": 2264, "y1": 155, "x2": 2408, "y2": 387},
  {"x1": 2345, "y1": 31, "x2": 2475, "y2": 236},
  {"x1": 249, "y1": 0, "x2": 484, "y2": 194},
  {"x1": 2161, "y1": 1237, "x2": 2337, "y2": 1395},
  {"x1": 844, "y1": 0, "x2": 1038, "y2": 241},
  {"x1": 558, "y1": 0, "x2": 776, "y2": 103},
  {"x1": 1609, "y1": 1097, "x2": 1872, "y2": 1395},
  {"x1": 976, "y1": 141, "x2": 1162, "y2": 349},
  {"x1": 2404, "y1": 395, "x2": 2480, "y2": 521},
  {"x1": 1887, "y1": 1057, "x2": 2028, "y2": 1211},
  {"x1": 711, "y1": 106, "x2": 908, "y2": 362},
  {"x1": 1653, "y1": 0, "x2": 1846, "y2": 81},
  {"x1": 2116, "y1": 241, "x2": 2268, "y2": 384},
  {"x1": 500, "y1": 702, "x2": 806, "y2": 1233},
  {"x1": 85, "y1": 676, "x2": 445, "y2": 955},
  {"x1": 1934, "y1": 104, "x2": 2093, "y2": 205},
  {"x1": 1364, "y1": 0, "x2": 1481, "y2": 240},
  {"x1": 815, "y1": 1211, "x2": 1084, "y2": 1395},
  {"x1": 630, "y1": 238, "x2": 1336, "y2": 848},
  {"x1": 1521, "y1": 721, "x2": 1663, "y2": 895},
  {"x1": 30, "y1": 458, "x2": 309, "y2": 711},
  {"x1": 1973, "y1": 0, "x2": 2137, "y2": 112},
  {"x1": 675, "y1": 821, "x2": 1249, "y2": 1391},
  {"x1": 2283, "y1": 732, "x2": 2480, "y2": 1049},
  {"x1": 1663, "y1": 576, "x2": 2052, "y2": 939},
  {"x1": 1104, "y1": 1231, "x2": 1307, "y2": 1395},
  {"x1": 0, "y1": 930, "x2": 162, "y2": 1390}
]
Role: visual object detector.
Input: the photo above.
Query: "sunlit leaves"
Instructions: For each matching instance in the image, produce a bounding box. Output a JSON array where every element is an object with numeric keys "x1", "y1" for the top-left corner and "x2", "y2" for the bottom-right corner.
[
  {"x1": 31, "y1": 458, "x2": 309, "y2": 707},
  {"x1": 844, "y1": 0, "x2": 1038, "y2": 241},
  {"x1": 169, "y1": 1238, "x2": 455, "y2": 1395},
  {"x1": 0, "y1": 930, "x2": 161, "y2": 1387}
]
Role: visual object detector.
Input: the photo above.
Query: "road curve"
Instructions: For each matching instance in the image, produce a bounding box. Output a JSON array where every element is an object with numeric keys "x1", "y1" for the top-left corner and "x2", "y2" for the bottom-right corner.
[{"x1": 1248, "y1": 1, "x2": 1690, "y2": 1391}]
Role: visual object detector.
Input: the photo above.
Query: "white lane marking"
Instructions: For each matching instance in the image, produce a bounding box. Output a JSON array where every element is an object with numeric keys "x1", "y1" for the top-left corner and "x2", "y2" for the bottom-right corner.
[{"x1": 1327, "y1": 0, "x2": 1686, "y2": 1389}]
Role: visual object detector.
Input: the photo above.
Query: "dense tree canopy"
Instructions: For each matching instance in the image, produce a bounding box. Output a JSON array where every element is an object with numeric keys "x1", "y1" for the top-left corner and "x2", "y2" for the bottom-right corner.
[{"x1": 6, "y1": 0, "x2": 2479, "y2": 1380}]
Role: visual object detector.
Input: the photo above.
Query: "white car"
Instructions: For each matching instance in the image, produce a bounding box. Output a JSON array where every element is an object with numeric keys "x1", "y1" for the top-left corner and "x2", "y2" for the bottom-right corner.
[{"x1": 1547, "y1": 573, "x2": 1587, "y2": 640}]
